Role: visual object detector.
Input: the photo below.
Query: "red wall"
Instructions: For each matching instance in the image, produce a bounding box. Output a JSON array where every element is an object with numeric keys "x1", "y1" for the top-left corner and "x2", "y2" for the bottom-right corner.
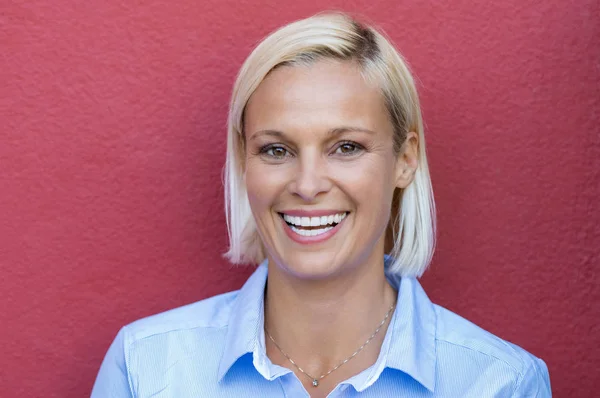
[{"x1": 1, "y1": 1, "x2": 598, "y2": 397}]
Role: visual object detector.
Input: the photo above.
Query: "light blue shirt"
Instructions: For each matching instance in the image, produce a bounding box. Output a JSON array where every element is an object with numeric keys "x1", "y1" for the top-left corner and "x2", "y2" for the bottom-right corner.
[{"x1": 92, "y1": 259, "x2": 551, "y2": 397}]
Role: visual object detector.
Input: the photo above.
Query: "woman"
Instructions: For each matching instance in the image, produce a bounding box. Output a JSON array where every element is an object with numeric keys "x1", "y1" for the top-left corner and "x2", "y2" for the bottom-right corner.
[{"x1": 92, "y1": 12, "x2": 551, "y2": 397}]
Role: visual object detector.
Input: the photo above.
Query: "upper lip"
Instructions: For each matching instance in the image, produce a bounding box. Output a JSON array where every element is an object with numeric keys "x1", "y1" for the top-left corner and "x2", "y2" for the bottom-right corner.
[{"x1": 278, "y1": 210, "x2": 349, "y2": 217}]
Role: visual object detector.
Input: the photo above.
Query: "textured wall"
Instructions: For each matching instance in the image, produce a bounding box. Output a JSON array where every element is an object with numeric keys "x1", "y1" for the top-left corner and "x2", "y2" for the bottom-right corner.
[{"x1": 1, "y1": 1, "x2": 598, "y2": 397}]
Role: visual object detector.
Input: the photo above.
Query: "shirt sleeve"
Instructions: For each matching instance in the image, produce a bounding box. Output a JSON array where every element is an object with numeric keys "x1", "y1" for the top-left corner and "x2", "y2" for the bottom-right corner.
[
  {"x1": 511, "y1": 356, "x2": 552, "y2": 397},
  {"x1": 91, "y1": 327, "x2": 134, "y2": 398}
]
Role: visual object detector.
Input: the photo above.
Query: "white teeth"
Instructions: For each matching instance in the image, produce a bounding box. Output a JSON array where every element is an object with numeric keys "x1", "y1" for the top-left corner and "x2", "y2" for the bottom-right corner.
[
  {"x1": 290, "y1": 225, "x2": 334, "y2": 237},
  {"x1": 282, "y1": 212, "x2": 347, "y2": 228}
]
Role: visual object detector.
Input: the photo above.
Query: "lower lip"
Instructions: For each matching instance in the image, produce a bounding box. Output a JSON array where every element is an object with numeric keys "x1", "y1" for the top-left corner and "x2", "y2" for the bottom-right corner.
[{"x1": 281, "y1": 214, "x2": 348, "y2": 244}]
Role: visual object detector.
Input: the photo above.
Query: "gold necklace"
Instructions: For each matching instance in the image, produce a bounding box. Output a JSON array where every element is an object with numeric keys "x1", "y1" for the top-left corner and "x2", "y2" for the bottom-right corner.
[{"x1": 265, "y1": 302, "x2": 395, "y2": 388}]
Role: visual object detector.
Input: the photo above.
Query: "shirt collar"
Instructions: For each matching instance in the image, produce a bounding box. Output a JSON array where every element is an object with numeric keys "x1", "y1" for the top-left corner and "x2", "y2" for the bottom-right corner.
[
  {"x1": 217, "y1": 260, "x2": 269, "y2": 381},
  {"x1": 217, "y1": 258, "x2": 437, "y2": 393},
  {"x1": 381, "y1": 260, "x2": 437, "y2": 392}
]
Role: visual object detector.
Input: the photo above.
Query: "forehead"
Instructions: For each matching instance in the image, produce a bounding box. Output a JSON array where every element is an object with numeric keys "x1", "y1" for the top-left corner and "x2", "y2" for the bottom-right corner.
[{"x1": 244, "y1": 60, "x2": 392, "y2": 137}]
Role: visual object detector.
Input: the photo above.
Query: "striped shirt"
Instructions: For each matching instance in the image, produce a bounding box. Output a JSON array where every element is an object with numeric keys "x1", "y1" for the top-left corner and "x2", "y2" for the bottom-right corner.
[{"x1": 92, "y1": 258, "x2": 551, "y2": 397}]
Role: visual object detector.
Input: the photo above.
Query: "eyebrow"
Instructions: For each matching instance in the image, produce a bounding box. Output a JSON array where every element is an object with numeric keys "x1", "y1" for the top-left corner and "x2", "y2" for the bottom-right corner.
[{"x1": 248, "y1": 126, "x2": 377, "y2": 141}]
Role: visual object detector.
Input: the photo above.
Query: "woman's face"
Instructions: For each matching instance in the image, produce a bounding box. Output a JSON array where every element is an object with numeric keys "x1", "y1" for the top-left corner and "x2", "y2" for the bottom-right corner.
[{"x1": 244, "y1": 60, "x2": 411, "y2": 279}]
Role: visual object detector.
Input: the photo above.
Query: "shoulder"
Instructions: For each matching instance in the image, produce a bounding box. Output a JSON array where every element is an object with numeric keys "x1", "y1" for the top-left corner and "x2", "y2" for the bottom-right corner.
[
  {"x1": 92, "y1": 290, "x2": 246, "y2": 397},
  {"x1": 433, "y1": 304, "x2": 551, "y2": 396},
  {"x1": 434, "y1": 304, "x2": 532, "y2": 372},
  {"x1": 122, "y1": 289, "x2": 240, "y2": 344},
  {"x1": 92, "y1": 290, "x2": 243, "y2": 397}
]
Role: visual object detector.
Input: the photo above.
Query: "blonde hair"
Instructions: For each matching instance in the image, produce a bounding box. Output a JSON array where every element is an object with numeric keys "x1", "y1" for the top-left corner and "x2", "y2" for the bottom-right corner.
[{"x1": 224, "y1": 12, "x2": 436, "y2": 277}]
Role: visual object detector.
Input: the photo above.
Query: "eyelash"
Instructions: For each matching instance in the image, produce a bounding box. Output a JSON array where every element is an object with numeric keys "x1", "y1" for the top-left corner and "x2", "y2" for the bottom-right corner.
[
  {"x1": 260, "y1": 144, "x2": 291, "y2": 159},
  {"x1": 334, "y1": 141, "x2": 363, "y2": 156},
  {"x1": 258, "y1": 141, "x2": 364, "y2": 159}
]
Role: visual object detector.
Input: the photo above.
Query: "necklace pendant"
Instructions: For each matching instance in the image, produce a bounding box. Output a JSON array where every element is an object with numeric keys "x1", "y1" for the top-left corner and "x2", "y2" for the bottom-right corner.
[{"x1": 312, "y1": 379, "x2": 319, "y2": 387}]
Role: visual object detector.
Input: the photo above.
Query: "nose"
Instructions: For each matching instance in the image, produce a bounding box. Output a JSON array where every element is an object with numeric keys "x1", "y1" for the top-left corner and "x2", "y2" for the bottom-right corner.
[{"x1": 288, "y1": 152, "x2": 332, "y2": 201}]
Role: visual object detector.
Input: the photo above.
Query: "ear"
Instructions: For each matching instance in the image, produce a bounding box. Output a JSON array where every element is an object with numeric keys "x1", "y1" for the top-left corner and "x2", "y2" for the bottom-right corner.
[{"x1": 394, "y1": 131, "x2": 419, "y2": 189}]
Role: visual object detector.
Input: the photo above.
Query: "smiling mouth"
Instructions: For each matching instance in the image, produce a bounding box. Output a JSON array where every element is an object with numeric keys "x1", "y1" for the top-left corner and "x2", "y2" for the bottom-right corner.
[{"x1": 278, "y1": 212, "x2": 348, "y2": 237}]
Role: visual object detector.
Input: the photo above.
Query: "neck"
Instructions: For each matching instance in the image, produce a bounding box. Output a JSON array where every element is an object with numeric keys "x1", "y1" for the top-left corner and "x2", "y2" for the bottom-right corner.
[{"x1": 263, "y1": 252, "x2": 397, "y2": 376}]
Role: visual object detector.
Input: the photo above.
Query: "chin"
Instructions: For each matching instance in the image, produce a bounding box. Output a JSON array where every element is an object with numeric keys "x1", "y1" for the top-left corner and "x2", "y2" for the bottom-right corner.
[{"x1": 271, "y1": 250, "x2": 349, "y2": 280}]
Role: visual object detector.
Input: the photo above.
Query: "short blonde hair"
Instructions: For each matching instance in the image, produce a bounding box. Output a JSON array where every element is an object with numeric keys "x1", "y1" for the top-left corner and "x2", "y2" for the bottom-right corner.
[{"x1": 224, "y1": 12, "x2": 436, "y2": 277}]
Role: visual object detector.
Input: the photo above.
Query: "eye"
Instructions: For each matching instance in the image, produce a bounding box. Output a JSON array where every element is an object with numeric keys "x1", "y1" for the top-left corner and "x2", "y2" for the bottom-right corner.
[
  {"x1": 260, "y1": 144, "x2": 290, "y2": 159},
  {"x1": 334, "y1": 141, "x2": 363, "y2": 155}
]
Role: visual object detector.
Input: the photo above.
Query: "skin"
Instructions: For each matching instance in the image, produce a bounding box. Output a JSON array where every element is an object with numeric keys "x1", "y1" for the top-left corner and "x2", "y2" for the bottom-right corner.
[{"x1": 243, "y1": 59, "x2": 418, "y2": 397}]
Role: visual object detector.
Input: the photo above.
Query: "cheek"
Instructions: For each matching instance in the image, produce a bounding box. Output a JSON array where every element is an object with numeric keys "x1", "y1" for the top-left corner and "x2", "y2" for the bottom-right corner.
[
  {"x1": 339, "y1": 155, "x2": 396, "y2": 194},
  {"x1": 336, "y1": 157, "x2": 396, "y2": 219},
  {"x1": 244, "y1": 160, "x2": 287, "y2": 212},
  {"x1": 245, "y1": 169, "x2": 267, "y2": 209}
]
